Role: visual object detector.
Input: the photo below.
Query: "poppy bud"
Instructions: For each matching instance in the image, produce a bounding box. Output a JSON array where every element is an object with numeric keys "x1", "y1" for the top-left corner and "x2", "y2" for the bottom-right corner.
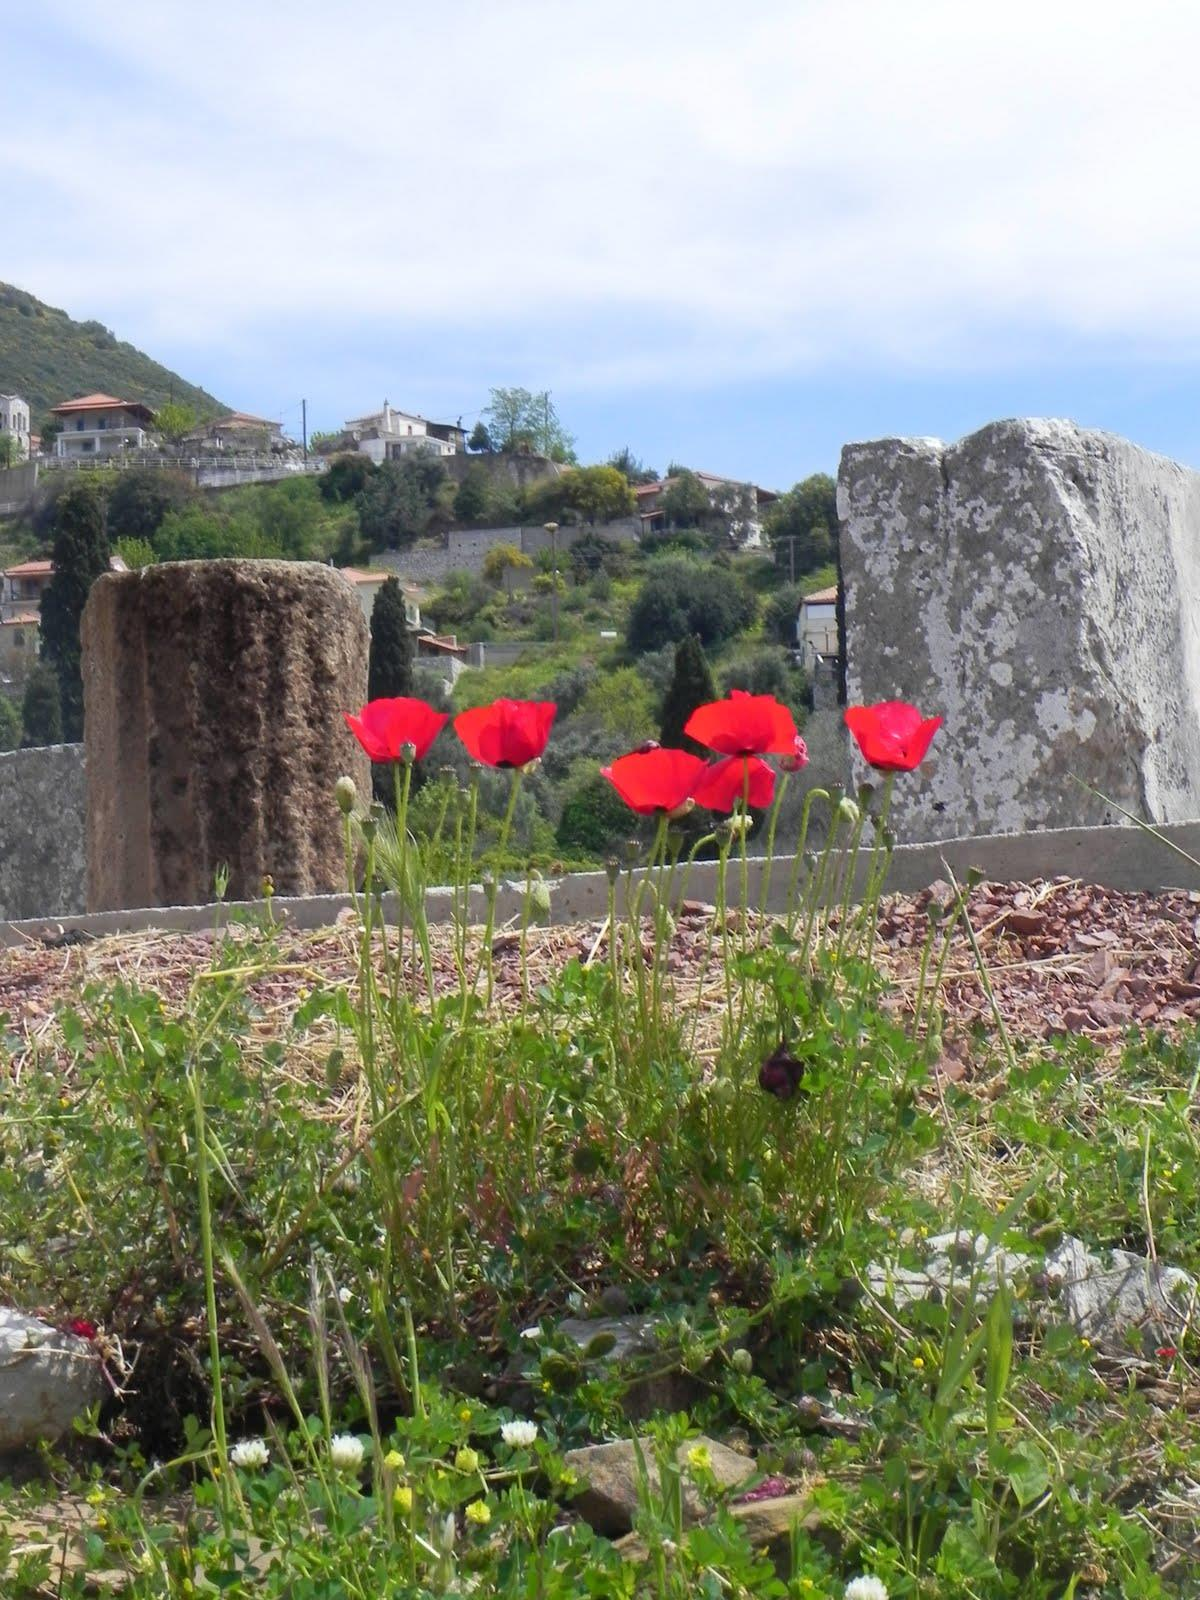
[
  {"x1": 780, "y1": 735, "x2": 809, "y2": 774},
  {"x1": 528, "y1": 876, "x2": 552, "y2": 918},
  {"x1": 399, "y1": 741, "x2": 417, "y2": 766},
  {"x1": 334, "y1": 775, "x2": 358, "y2": 816},
  {"x1": 730, "y1": 1348, "x2": 753, "y2": 1375},
  {"x1": 605, "y1": 856, "x2": 621, "y2": 883},
  {"x1": 836, "y1": 798, "x2": 861, "y2": 825},
  {"x1": 667, "y1": 798, "x2": 695, "y2": 820},
  {"x1": 636, "y1": 739, "x2": 661, "y2": 754}
]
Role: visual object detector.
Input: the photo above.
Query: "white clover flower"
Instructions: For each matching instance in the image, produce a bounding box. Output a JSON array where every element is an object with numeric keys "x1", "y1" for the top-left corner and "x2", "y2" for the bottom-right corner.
[
  {"x1": 229, "y1": 1438, "x2": 269, "y2": 1471},
  {"x1": 519, "y1": 1326, "x2": 543, "y2": 1343},
  {"x1": 337, "y1": 1286, "x2": 353, "y2": 1305},
  {"x1": 501, "y1": 1419, "x2": 539, "y2": 1449},
  {"x1": 441, "y1": 1510, "x2": 457, "y2": 1551},
  {"x1": 845, "y1": 1577, "x2": 889, "y2": 1600},
  {"x1": 329, "y1": 1433, "x2": 365, "y2": 1471}
]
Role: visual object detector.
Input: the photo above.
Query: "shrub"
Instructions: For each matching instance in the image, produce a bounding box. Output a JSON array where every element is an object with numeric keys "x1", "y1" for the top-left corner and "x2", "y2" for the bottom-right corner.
[
  {"x1": 626, "y1": 559, "x2": 754, "y2": 654},
  {"x1": 555, "y1": 768, "x2": 633, "y2": 857},
  {"x1": 762, "y1": 582, "x2": 807, "y2": 645},
  {"x1": 720, "y1": 644, "x2": 809, "y2": 720},
  {"x1": 106, "y1": 468, "x2": 196, "y2": 544},
  {"x1": 576, "y1": 665, "x2": 657, "y2": 746},
  {"x1": 21, "y1": 663, "x2": 62, "y2": 747},
  {"x1": 0, "y1": 694, "x2": 20, "y2": 751},
  {"x1": 482, "y1": 543, "x2": 533, "y2": 585},
  {"x1": 319, "y1": 452, "x2": 376, "y2": 504}
]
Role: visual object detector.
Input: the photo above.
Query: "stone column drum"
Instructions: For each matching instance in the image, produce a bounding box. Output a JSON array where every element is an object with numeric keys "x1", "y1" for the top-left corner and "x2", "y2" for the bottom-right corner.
[{"x1": 82, "y1": 560, "x2": 370, "y2": 911}]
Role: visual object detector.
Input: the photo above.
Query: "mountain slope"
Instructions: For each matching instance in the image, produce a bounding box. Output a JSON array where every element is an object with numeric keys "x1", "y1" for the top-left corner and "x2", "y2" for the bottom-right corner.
[{"x1": 0, "y1": 283, "x2": 225, "y2": 424}]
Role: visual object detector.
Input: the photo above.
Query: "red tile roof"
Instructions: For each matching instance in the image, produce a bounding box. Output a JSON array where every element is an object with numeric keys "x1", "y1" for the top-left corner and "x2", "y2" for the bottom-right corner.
[
  {"x1": 804, "y1": 585, "x2": 838, "y2": 603},
  {"x1": 50, "y1": 394, "x2": 156, "y2": 424},
  {"x1": 3, "y1": 559, "x2": 53, "y2": 578},
  {"x1": 1, "y1": 612, "x2": 40, "y2": 627}
]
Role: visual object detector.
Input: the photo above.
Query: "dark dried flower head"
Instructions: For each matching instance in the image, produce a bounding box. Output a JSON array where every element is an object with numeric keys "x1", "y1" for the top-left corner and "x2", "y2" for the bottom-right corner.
[{"x1": 758, "y1": 1046, "x2": 806, "y2": 1100}]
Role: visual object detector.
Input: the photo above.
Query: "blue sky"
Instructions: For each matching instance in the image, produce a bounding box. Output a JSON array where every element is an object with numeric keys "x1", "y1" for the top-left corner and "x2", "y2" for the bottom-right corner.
[{"x1": 8, "y1": 1, "x2": 1200, "y2": 487}]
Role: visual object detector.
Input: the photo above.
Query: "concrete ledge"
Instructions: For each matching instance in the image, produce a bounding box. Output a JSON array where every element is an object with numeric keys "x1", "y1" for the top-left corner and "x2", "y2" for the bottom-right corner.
[{"x1": 2, "y1": 819, "x2": 1198, "y2": 951}]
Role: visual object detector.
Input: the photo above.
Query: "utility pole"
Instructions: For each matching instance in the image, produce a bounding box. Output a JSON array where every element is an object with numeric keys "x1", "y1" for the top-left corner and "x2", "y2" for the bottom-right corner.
[
  {"x1": 301, "y1": 398, "x2": 308, "y2": 463},
  {"x1": 544, "y1": 521, "x2": 559, "y2": 643}
]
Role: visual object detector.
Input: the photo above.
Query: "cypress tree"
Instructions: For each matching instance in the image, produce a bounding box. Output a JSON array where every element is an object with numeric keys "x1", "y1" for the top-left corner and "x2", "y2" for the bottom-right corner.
[
  {"x1": 21, "y1": 663, "x2": 63, "y2": 748},
  {"x1": 660, "y1": 633, "x2": 717, "y2": 754},
  {"x1": 368, "y1": 576, "x2": 415, "y2": 701},
  {"x1": 39, "y1": 480, "x2": 111, "y2": 742}
]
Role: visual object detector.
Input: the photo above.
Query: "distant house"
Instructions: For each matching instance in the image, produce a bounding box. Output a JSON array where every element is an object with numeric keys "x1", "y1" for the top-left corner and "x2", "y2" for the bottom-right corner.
[
  {"x1": 340, "y1": 402, "x2": 463, "y2": 464},
  {"x1": 50, "y1": 393, "x2": 156, "y2": 458},
  {"x1": 634, "y1": 471, "x2": 778, "y2": 546},
  {"x1": 0, "y1": 394, "x2": 31, "y2": 460},
  {"x1": 796, "y1": 584, "x2": 840, "y2": 669},
  {"x1": 336, "y1": 567, "x2": 423, "y2": 630},
  {"x1": 182, "y1": 412, "x2": 287, "y2": 454},
  {"x1": 0, "y1": 612, "x2": 39, "y2": 679},
  {"x1": 2, "y1": 553, "x2": 127, "y2": 614},
  {"x1": 0, "y1": 552, "x2": 126, "y2": 683}
]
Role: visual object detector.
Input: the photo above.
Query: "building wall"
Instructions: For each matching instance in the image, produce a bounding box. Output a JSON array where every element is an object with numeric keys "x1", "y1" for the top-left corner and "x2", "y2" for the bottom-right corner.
[
  {"x1": 0, "y1": 461, "x2": 38, "y2": 516},
  {"x1": 0, "y1": 394, "x2": 30, "y2": 455},
  {"x1": 375, "y1": 521, "x2": 639, "y2": 585},
  {"x1": 0, "y1": 744, "x2": 86, "y2": 919}
]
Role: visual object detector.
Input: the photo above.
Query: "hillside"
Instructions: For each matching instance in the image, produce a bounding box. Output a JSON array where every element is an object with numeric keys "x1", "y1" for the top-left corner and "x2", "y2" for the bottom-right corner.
[{"x1": 0, "y1": 282, "x2": 225, "y2": 424}]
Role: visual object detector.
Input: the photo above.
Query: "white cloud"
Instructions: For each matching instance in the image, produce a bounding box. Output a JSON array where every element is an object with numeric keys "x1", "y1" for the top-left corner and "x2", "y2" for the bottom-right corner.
[{"x1": 9, "y1": 0, "x2": 1200, "y2": 388}]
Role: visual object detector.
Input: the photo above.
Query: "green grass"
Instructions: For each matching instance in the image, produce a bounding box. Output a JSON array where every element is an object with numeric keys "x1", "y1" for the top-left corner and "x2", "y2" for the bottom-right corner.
[{"x1": 0, "y1": 775, "x2": 1197, "y2": 1596}]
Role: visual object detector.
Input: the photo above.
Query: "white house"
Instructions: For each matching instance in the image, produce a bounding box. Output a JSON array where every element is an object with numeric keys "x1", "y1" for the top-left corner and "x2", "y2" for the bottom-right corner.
[
  {"x1": 51, "y1": 393, "x2": 157, "y2": 457},
  {"x1": 0, "y1": 394, "x2": 30, "y2": 460},
  {"x1": 634, "y1": 471, "x2": 778, "y2": 547},
  {"x1": 796, "y1": 584, "x2": 839, "y2": 668},
  {"x1": 341, "y1": 402, "x2": 463, "y2": 464},
  {"x1": 336, "y1": 567, "x2": 423, "y2": 630}
]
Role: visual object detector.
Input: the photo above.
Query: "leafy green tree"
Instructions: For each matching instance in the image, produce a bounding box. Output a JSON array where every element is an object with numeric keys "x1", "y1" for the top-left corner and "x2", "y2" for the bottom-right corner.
[
  {"x1": 355, "y1": 459, "x2": 444, "y2": 551},
  {"x1": 482, "y1": 543, "x2": 533, "y2": 586},
  {"x1": 626, "y1": 560, "x2": 754, "y2": 655},
  {"x1": 562, "y1": 465, "x2": 635, "y2": 523},
  {"x1": 107, "y1": 468, "x2": 196, "y2": 544},
  {"x1": 660, "y1": 633, "x2": 717, "y2": 754},
  {"x1": 0, "y1": 694, "x2": 20, "y2": 751},
  {"x1": 368, "y1": 577, "x2": 414, "y2": 701},
  {"x1": 453, "y1": 466, "x2": 491, "y2": 524},
  {"x1": 307, "y1": 430, "x2": 342, "y2": 455},
  {"x1": 467, "y1": 421, "x2": 493, "y2": 453},
  {"x1": 320, "y1": 452, "x2": 376, "y2": 504},
  {"x1": 607, "y1": 446, "x2": 657, "y2": 486},
  {"x1": 21, "y1": 663, "x2": 63, "y2": 747},
  {"x1": 661, "y1": 469, "x2": 712, "y2": 529},
  {"x1": 154, "y1": 402, "x2": 197, "y2": 444},
  {"x1": 0, "y1": 433, "x2": 20, "y2": 468},
  {"x1": 762, "y1": 582, "x2": 807, "y2": 645},
  {"x1": 39, "y1": 479, "x2": 111, "y2": 741},
  {"x1": 765, "y1": 473, "x2": 837, "y2": 578},
  {"x1": 483, "y1": 387, "x2": 575, "y2": 460},
  {"x1": 38, "y1": 419, "x2": 62, "y2": 452}
]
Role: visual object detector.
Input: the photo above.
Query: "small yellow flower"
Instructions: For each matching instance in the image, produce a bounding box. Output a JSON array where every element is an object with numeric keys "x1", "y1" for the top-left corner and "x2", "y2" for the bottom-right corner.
[
  {"x1": 455, "y1": 1446, "x2": 481, "y2": 1475},
  {"x1": 465, "y1": 1499, "x2": 491, "y2": 1526},
  {"x1": 686, "y1": 1444, "x2": 712, "y2": 1472},
  {"x1": 59, "y1": 1096, "x2": 70, "y2": 1108},
  {"x1": 800, "y1": 1581, "x2": 815, "y2": 1593},
  {"x1": 1081, "y1": 1337, "x2": 1092, "y2": 1350},
  {"x1": 383, "y1": 1449, "x2": 406, "y2": 1471},
  {"x1": 560, "y1": 1467, "x2": 578, "y2": 1489},
  {"x1": 86, "y1": 1486, "x2": 106, "y2": 1506},
  {"x1": 458, "y1": 1406, "x2": 473, "y2": 1423},
  {"x1": 912, "y1": 1356, "x2": 924, "y2": 1370},
  {"x1": 393, "y1": 1485, "x2": 413, "y2": 1513}
]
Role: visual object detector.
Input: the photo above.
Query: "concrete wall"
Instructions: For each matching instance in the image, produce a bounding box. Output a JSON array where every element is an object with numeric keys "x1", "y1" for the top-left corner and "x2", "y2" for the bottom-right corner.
[
  {"x1": 0, "y1": 744, "x2": 86, "y2": 920},
  {"x1": 0, "y1": 461, "x2": 38, "y2": 516},
  {"x1": 377, "y1": 521, "x2": 639, "y2": 586}
]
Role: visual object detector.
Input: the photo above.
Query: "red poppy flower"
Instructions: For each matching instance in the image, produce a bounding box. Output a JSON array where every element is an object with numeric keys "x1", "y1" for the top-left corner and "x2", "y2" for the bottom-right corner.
[
  {"x1": 684, "y1": 691, "x2": 799, "y2": 758},
  {"x1": 691, "y1": 755, "x2": 776, "y2": 812},
  {"x1": 345, "y1": 697, "x2": 448, "y2": 763},
  {"x1": 454, "y1": 699, "x2": 556, "y2": 769},
  {"x1": 67, "y1": 1318, "x2": 97, "y2": 1341},
  {"x1": 844, "y1": 701, "x2": 942, "y2": 772},
  {"x1": 780, "y1": 735, "x2": 809, "y2": 774},
  {"x1": 602, "y1": 747, "x2": 708, "y2": 815}
]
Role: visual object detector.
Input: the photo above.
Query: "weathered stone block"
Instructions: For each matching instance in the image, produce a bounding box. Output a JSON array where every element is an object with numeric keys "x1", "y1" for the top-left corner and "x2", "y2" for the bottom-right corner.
[
  {"x1": 838, "y1": 419, "x2": 1200, "y2": 841},
  {"x1": 0, "y1": 744, "x2": 85, "y2": 919},
  {"x1": 0, "y1": 1308, "x2": 102, "y2": 1452},
  {"x1": 82, "y1": 560, "x2": 369, "y2": 911}
]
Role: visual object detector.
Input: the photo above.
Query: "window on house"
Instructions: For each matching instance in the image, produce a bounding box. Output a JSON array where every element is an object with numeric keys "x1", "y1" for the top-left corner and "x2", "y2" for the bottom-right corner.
[
  {"x1": 76, "y1": 418, "x2": 85, "y2": 430},
  {"x1": 12, "y1": 631, "x2": 23, "y2": 649}
]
